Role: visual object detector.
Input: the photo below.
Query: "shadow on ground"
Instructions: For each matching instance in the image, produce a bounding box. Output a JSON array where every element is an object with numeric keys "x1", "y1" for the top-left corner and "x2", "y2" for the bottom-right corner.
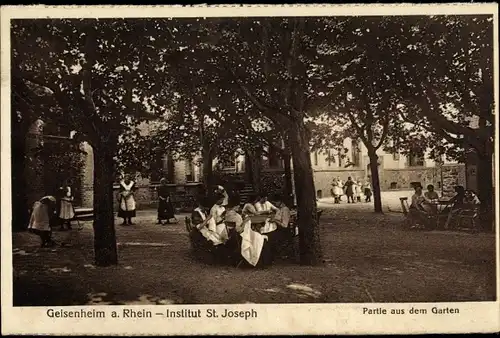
[{"x1": 12, "y1": 206, "x2": 496, "y2": 305}]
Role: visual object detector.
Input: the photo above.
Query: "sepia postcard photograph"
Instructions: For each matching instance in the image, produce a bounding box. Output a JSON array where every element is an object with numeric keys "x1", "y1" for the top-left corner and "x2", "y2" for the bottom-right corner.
[{"x1": 1, "y1": 3, "x2": 499, "y2": 335}]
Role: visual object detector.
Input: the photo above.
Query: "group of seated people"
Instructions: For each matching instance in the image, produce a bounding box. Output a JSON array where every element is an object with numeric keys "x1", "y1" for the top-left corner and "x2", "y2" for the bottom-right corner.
[
  {"x1": 408, "y1": 183, "x2": 481, "y2": 230},
  {"x1": 189, "y1": 191, "x2": 293, "y2": 267}
]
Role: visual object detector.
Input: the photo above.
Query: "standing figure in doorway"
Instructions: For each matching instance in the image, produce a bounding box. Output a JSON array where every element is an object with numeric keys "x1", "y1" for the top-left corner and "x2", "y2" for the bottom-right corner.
[
  {"x1": 58, "y1": 179, "x2": 75, "y2": 231},
  {"x1": 118, "y1": 175, "x2": 137, "y2": 225},
  {"x1": 157, "y1": 178, "x2": 176, "y2": 225}
]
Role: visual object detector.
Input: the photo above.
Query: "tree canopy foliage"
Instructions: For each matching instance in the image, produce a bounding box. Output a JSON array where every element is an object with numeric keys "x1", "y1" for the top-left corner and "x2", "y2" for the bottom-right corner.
[{"x1": 11, "y1": 15, "x2": 494, "y2": 263}]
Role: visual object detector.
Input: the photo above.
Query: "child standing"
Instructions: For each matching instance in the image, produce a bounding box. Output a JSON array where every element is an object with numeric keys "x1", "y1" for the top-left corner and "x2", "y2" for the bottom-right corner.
[
  {"x1": 58, "y1": 180, "x2": 75, "y2": 231},
  {"x1": 363, "y1": 181, "x2": 372, "y2": 202}
]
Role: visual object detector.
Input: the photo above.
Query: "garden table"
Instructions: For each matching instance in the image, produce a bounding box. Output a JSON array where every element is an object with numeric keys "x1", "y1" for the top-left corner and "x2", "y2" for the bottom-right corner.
[
  {"x1": 248, "y1": 215, "x2": 270, "y2": 231},
  {"x1": 428, "y1": 198, "x2": 454, "y2": 228}
]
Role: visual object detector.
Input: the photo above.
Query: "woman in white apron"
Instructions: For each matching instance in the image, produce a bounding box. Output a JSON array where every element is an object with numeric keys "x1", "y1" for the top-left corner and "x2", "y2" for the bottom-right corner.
[{"x1": 118, "y1": 176, "x2": 136, "y2": 225}]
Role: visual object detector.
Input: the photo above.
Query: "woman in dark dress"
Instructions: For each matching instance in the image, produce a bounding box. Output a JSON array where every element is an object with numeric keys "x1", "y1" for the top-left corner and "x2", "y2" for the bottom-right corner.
[{"x1": 157, "y1": 178, "x2": 175, "y2": 225}]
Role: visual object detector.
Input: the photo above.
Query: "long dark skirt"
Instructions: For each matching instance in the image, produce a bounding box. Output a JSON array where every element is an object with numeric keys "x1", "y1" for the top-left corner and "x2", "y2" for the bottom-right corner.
[
  {"x1": 118, "y1": 209, "x2": 136, "y2": 218},
  {"x1": 158, "y1": 199, "x2": 175, "y2": 221}
]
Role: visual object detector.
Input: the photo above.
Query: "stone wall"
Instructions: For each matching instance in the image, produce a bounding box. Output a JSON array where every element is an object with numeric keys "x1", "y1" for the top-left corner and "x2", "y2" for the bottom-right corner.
[
  {"x1": 112, "y1": 181, "x2": 156, "y2": 210},
  {"x1": 382, "y1": 164, "x2": 465, "y2": 196},
  {"x1": 112, "y1": 182, "x2": 203, "y2": 210},
  {"x1": 441, "y1": 164, "x2": 466, "y2": 197},
  {"x1": 382, "y1": 167, "x2": 439, "y2": 190}
]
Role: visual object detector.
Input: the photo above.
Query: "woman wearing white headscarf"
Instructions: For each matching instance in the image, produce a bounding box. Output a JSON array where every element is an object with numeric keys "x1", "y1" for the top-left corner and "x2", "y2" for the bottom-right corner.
[{"x1": 28, "y1": 196, "x2": 57, "y2": 247}]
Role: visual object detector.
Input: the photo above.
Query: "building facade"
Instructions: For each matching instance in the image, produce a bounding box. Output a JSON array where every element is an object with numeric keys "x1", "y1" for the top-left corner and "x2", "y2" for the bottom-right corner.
[
  {"x1": 25, "y1": 119, "x2": 471, "y2": 210},
  {"x1": 308, "y1": 138, "x2": 467, "y2": 198}
]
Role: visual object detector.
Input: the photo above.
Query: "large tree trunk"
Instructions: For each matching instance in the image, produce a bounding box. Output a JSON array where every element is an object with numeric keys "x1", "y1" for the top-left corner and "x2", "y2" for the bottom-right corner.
[
  {"x1": 92, "y1": 142, "x2": 118, "y2": 267},
  {"x1": 11, "y1": 131, "x2": 29, "y2": 231},
  {"x1": 476, "y1": 154, "x2": 493, "y2": 209},
  {"x1": 368, "y1": 149, "x2": 383, "y2": 213},
  {"x1": 476, "y1": 153, "x2": 494, "y2": 230},
  {"x1": 289, "y1": 119, "x2": 322, "y2": 265}
]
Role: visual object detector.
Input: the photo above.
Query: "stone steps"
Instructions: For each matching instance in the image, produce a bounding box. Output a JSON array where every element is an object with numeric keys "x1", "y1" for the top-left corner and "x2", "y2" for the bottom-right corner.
[
  {"x1": 74, "y1": 207, "x2": 93, "y2": 220},
  {"x1": 238, "y1": 186, "x2": 255, "y2": 203}
]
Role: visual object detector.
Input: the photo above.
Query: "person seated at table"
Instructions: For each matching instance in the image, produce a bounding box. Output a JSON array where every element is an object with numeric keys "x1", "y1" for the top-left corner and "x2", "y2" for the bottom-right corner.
[
  {"x1": 444, "y1": 186, "x2": 466, "y2": 210},
  {"x1": 422, "y1": 184, "x2": 440, "y2": 215},
  {"x1": 265, "y1": 194, "x2": 294, "y2": 258},
  {"x1": 242, "y1": 194, "x2": 259, "y2": 217},
  {"x1": 261, "y1": 194, "x2": 291, "y2": 234},
  {"x1": 208, "y1": 192, "x2": 229, "y2": 242},
  {"x1": 408, "y1": 183, "x2": 433, "y2": 228},
  {"x1": 443, "y1": 187, "x2": 480, "y2": 229},
  {"x1": 254, "y1": 193, "x2": 278, "y2": 215},
  {"x1": 190, "y1": 197, "x2": 225, "y2": 247},
  {"x1": 224, "y1": 196, "x2": 245, "y2": 234},
  {"x1": 464, "y1": 189, "x2": 481, "y2": 205},
  {"x1": 191, "y1": 197, "x2": 208, "y2": 225},
  {"x1": 222, "y1": 197, "x2": 249, "y2": 263},
  {"x1": 424, "y1": 184, "x2": 439, "y2": 201}
]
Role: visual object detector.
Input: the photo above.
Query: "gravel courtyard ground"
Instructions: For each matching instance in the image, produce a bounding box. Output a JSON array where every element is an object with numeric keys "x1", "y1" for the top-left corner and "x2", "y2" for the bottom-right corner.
[{"x1": 12, "y1": 195, "x2": 496, "y2": 306}]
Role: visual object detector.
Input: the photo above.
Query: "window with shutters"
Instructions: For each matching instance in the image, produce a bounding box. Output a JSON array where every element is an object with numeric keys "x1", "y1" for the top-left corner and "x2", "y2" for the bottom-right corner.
[{"x1": 407, "y1": 152, "x2": 425, "y2": 167}]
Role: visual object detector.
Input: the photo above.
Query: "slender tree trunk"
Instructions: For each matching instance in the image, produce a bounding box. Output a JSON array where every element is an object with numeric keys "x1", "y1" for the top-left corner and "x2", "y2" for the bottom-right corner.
[
  {"x1": 289, "y1": 119, "x2": 322, "y2": 265},
  {"x1": 283, "y1": 152, "x2": 293, "y2": 198},
  {"x1": 252, "y1": 149, "x2": 263, "y2": 195},
  {"x1": 92, "y1": 141, "x2": 118, "y2": 267},
  {"x1": 244, "y1": 151, "x2": 253, "y2": 184},
  {"x1": 247, "y1": 148, "x2": 262, "y2": 194},
  {"x1": 368, "y1": 149, "x2": 383, "y2": 213},
  {"x1": 11, "y1": 131, "x2": 29, "y2": 231}
]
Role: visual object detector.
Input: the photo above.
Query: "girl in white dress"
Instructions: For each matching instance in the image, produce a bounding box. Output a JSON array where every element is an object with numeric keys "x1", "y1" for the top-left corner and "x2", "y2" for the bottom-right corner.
[{"x1": 58, "y1": 180, "x2": 75, "y2": 230}]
